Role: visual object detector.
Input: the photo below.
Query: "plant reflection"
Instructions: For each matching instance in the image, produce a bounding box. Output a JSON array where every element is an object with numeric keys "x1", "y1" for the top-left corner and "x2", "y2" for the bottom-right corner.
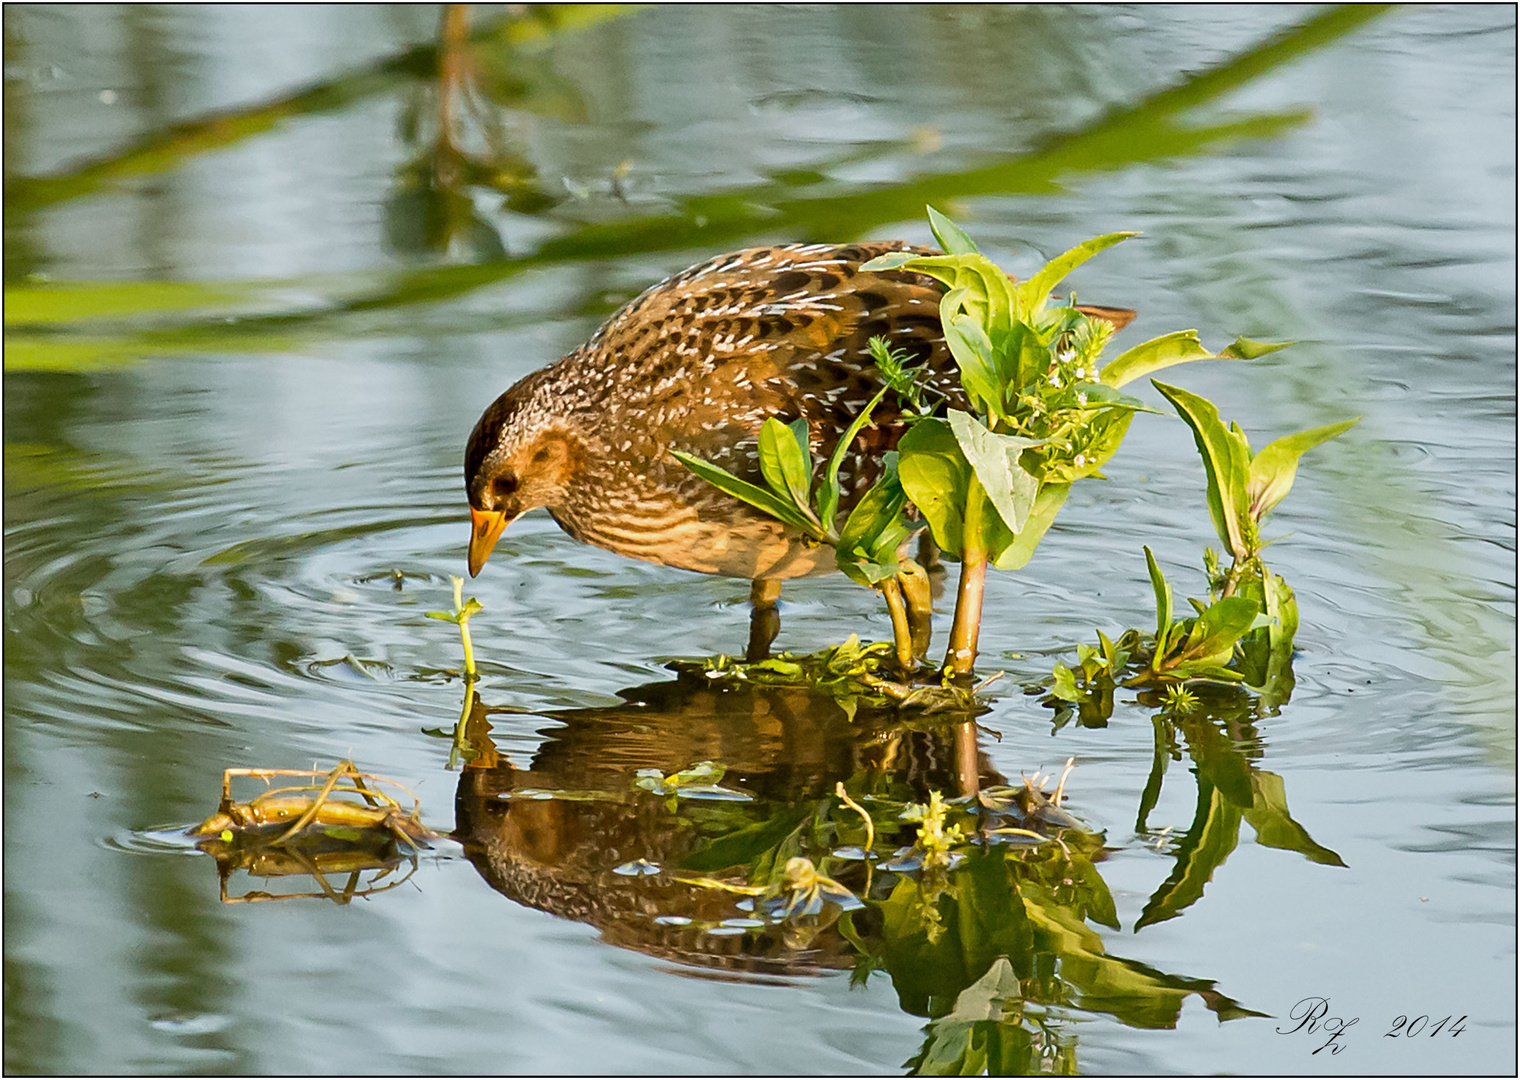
[
  {"x1": 1128, "y1": 683, "x2": 1345, "y2": 930},
  {"x1": 384, "y1": 4, "x2": 562, "y2": 261},
  {"x1": 5, "y1": 5, "x2": 1391, "y2": 369},
  {"x1": 450, "y1": 670, "x2": 1275, "y2": 1073},
  {"x1": 188, "y1": 762, "x2": 433, "y2": 905}
]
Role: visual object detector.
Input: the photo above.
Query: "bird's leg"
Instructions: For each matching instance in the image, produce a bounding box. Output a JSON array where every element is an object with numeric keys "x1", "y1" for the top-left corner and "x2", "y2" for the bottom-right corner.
[
  {"x1": 746, "y1": 578, "x2": 782, "y2": 662},
  {"x1": 916, "y1": 532, "x2": 941, "y2": 572},
  {"x1": 880, "y1": 579, "x2": 915, "y2": 675},
  {"x1": 895, "y1": 559, "x2": 933, "y2": 662}
]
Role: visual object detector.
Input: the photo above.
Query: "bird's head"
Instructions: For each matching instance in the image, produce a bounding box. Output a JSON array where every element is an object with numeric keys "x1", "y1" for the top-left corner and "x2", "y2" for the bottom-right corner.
[{"x1": 463, "y1": 378, "x2": 583, "y2": 576}]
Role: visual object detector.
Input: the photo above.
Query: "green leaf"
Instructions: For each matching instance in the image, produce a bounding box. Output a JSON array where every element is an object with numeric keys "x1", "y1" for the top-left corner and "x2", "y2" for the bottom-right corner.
[
  {"x1": 1096, "y1": 628, "x2": 1125, "y2": 672},
  {"x1": 858, "y1": 251, "x2": 919, "y2": 272},
  {"x1": 1152, "y1": 381, "x2": 1254, "y2": 560},
  {"x1": 1264, "y1": 569, "x2": 1299, "y2": 650},
  {"x1": 927, "y1": 205, "x2": 980, "y2": 255},
  {"x1": 1237, "y1": 568, "x2": 1299, "y2": 702},
  {"x1": 998, "y1": 319, "x2": 1048, "y2": 396},
  {"x1": 671, "y1": 450, "x2": 820, "y2": 536},
  {"x1": 1073, "y1": 381, "x2": 1160, "y2": 413},
  {"x1": 1246, "y1": 417, "x2": 1359, "y2": 520},
  {"x1": 942, "y1": 309, "x2": 1001, "y2": 415},
  {"x1": 990, "y1": 482, "x2": 1070, "y2": 569},
  {"x1": 837, "y1": 455, "x2": 911, "y2": 584},
  {"x1": 879, "y1": 252, "x2": 1018, "y2": 346},
  {"x1": 1167, "y1": 661, "x2": 1246, "y2": 683},
  {"x1": 897, "y1": 419, "x2": 971, "y2": 557},
  {"x1": 1057, "y1": 409, "x2": 1137, "y2": 483},
  {"x1": 681, "y1": 806, "x2": 812, "y2": 873},
  {"x1": 947, "y1": 410, "x2": 1041, "y2": 538},
  {"x1": 1016, "y1": 232, "x2": 1136, "y2": 319},
  {"x1": 1182, "y1": 596, "x2": 1272, "y2": 662},
  {"x1": 758, "y1": 416, "x2": 813, "y2": 512},
  {"x1": 1145, "y1": 546, "x2": 1173, "y2": 652},
  {"x1": 1220, "y1": 336, "x2": 1293, "y2": 360},
  {"x1": 819, "y1": 383, "x2": 893, "y2": 527},
  {"x1": 1100, "y1": 330, "x2": 1220, "y2": 389},
  {"x1": 1050, "y1": 661, "x2": 1080, "y2": 702}
]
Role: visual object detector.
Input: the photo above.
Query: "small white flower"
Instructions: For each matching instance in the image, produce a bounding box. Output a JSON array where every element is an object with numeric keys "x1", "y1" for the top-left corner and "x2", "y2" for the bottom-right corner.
[
  {"x1": 1057, "y1": 349, "x2": 1076, "y2": 364},
  {"x1": 1049, "y1": 374, "x2": 1062, "y2": 388},
  {"x1": 1076, "y1": 392, "x2": 1088, "y2": 405},
  {"x1": 1074, "y1": 453, "x2": 1087, "y2": 466}
]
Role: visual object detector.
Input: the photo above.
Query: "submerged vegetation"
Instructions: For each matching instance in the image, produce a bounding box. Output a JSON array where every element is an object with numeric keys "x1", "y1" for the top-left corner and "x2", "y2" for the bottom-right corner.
[{"x1": 188, "y1": 762, "x2": 435, "y2": 904}]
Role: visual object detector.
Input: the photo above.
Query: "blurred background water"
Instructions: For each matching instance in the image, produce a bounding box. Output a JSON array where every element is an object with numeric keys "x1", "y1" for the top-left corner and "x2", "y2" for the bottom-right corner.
[{"x1": 3, "y1": 4, "x2": 1514, "y2": 1074}]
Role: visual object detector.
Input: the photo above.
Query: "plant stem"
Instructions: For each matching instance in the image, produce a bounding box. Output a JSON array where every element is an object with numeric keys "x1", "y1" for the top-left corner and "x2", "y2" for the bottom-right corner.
[
  {"x1": 459, "y1": 620, "x2": 476, "y2": 679},
  {"x1": 452, "y1": 577, "x2": 478, "y2": 678},
  {"x1": 952, "y1": 719, "x2": 981, "y2": 798},
  {"x1": 945, "y1": 478, "x2": 989, "y2": 679},
  {"x1": 448, "y1": 683, "x2": 477, "y2": 770},
  {"x1": 880, "y1": 577, "x2": 915, "y2": 674}
]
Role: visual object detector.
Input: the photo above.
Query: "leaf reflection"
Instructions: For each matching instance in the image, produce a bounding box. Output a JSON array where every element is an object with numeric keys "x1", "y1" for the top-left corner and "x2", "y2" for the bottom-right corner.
[
  {"x1": 5, "y1": 5, "x2": 1392, "y2": 370},
  {"x1": 1134, "y1": 686, "x2": 1346, "y2": 931},
  {"x1": 449, "y1": 669, "x2": 1264, "y2": 1071}
]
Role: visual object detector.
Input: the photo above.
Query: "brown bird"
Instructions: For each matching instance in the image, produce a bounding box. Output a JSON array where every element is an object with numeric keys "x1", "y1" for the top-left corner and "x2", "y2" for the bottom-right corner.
[{"x1": 464, "y1": 241, "x2": 1133, "y2": 590}]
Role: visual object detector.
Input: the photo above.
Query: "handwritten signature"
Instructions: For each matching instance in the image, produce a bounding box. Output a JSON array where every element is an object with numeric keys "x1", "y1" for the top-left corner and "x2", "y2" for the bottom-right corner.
[
  {"x1": 1276, "y1": 997, "x2": 1359, "y2": 1055},
  {"x1": 1276, "y1": 997, "x2": 1469, "y2": 1054}
]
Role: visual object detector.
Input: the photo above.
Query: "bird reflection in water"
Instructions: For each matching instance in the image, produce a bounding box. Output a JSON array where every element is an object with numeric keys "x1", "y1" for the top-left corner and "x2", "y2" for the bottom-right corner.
[{"x1": 449, "y1": 669, "x2": 1263, "y2": 1067}]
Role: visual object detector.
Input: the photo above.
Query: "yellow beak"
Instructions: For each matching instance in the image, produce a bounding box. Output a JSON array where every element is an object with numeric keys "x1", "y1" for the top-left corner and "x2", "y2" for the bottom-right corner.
[{"x1": 468, "y1": 508, "x2": 509, "y2": 577}]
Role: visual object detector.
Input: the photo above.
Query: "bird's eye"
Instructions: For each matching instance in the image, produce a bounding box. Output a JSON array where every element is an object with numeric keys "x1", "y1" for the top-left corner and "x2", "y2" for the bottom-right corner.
[{"x1": 493, "y1": 475, "x2": 520, "y2": 498}]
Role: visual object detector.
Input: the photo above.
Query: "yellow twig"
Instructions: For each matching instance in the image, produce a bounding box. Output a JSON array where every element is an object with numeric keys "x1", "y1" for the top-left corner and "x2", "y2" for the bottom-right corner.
[
  {"x1": 835, "y1": 782, "x2": 875, "y2": 854},
  {"x1": 1052, "y1": 756, "x2": 1076, "y2": 806}
]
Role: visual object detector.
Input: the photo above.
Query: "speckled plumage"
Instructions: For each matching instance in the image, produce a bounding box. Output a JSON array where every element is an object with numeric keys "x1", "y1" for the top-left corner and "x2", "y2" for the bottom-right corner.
[
  {"x1": 466, "y1": 243, "x2": 1134, "y2": 580},
  {"x1": 465, "y1": 241, "x2": 960, "y2": 579}
]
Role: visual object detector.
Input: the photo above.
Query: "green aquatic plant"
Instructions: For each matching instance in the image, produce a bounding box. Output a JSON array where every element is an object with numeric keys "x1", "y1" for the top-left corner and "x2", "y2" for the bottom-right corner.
[
  {"x1": 426, "y1": 574, "x2": 483, "y2": 679},
  {"x1": 1135, "y1": 546, "x2": 1272, "y2": 685},
  {"x1": 1156, "y1": 385, "x2": 1355, "y2": 698},
  {"x1": 674, "y1": 636, "x2": 1001, "y2": 718},
  {"x1": 426, "y1": 575, "x2": 487, "y2": 767},
  {"x1": 632, "y1": 760, "x2": 751, "y2": 811},
  {"x1": 1049, "y1": 394, "x2": 1356, "y2": 712},
  {"x1": 861, "y1": 209, "x2": 1282, "y2": 678},
  {"x1": 672, "y1": 391, "x2": 931, "y2": 671},
  {"x1": 680, "y1": 207, "x2": 1273, "y2": 680},
  {"x1": 1049, "y1": 547, "x2": 1274, "y2": 722},
  {"x1": 901, "y1": 789, "x2": 967, "y2": 871},
  {"x1": 1154, "y1": 381, "x2": 1359, "y2": 572}
]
